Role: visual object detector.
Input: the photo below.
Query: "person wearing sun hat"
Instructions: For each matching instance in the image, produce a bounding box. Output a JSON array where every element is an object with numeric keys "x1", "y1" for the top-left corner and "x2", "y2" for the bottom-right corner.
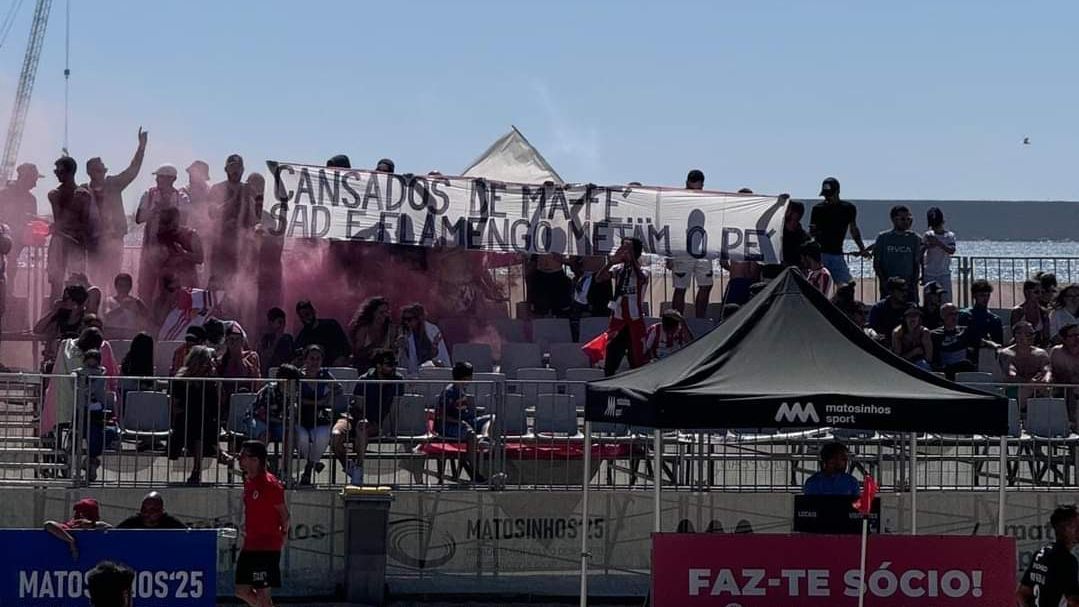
[
  {"x1": 134, "y1": 164, "x2": 191, "y2": 302},
  {"x1": 43, "y1": 497, "x2": 112, "y2": 559}
]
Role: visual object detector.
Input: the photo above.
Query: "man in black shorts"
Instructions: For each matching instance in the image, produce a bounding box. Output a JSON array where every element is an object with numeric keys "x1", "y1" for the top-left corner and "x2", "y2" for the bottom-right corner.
[
  {"x1": 236, "y1": 440, "x2": 289, "y2": 607},
  {"x1": 1017, "y1": 504, "x2": 1079, "y2": 606}
]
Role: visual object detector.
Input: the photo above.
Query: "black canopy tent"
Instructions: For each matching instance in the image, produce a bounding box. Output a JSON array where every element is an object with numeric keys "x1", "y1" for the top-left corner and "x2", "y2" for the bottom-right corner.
[
  {"x1": 576, "y1": 268, "x2": 1009, "y2": 606},
  {"x1": 584, "y1": 268, "x2": 1007, "y2": 434}
]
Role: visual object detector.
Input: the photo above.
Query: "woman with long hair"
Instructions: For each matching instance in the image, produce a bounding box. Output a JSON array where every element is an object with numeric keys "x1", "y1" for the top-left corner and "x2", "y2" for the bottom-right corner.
[
  {"x1": 216, "y1": 322, "x2": 261, "y2": 407},
  {"x1": 348, "y1": 296, "x2": 393, "y2": 373},
  {"x1": 1011, "y1": 278, "x2": 1051, "y2": 347},
  {"x1": 1050, "y1": 284, "x2": 1079, "y2": 345},
  {"x1": 295, "y1": 345, "x2": 340, "y2": 485},
  {"x1": 892, "y1": 307, "x2": 933, "y2": 370},
  {"x1": 119, "y1": 331, "x2": 156, "y2": 407},
  {"x1": 171, "y1": 345, "x2": 231, "y2": 484}
]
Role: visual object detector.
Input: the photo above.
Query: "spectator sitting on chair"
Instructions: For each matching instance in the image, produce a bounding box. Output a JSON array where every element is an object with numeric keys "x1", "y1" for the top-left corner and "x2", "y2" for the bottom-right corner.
[
  {"x1": 1037, "y1": 272, "x2": 1059, "y2": 309},
  {"x1": 959, "y1": 280, "x2": 1004, "y2": 345},
  {"x1": 1011, "y1": 279, "x2": 1052, "y2": 348},
  {"x1": 34, "y1": 283, "x2": 89, "y2": 370},
  {"x1": 44, "y1": 498, "x2": 111, "y2": 560},
  {"x1": 1051, "y1": 324, "x2": 1079, "y2": 430},
  {"x1": 332, "y1": 349, "x2": 404, "y2": 485},
  {"x1": 931, "y1": 303, "x2": 986, "y2": 379},
  {"x1": 216, "y1": 322, "x2": 261, "y2": 404},
  {"x1": 397, "y1": 303, "x2": 450, "y2": 376},
  {"x1": 920, "y1": 281, "x2": 945, "y2": 330},
  {"x1": 803, "y1": 442, "x2": 859, "y2": 496},
  {"x1": 248, "y1": 364, "x2": 300, "y2": 458},
  {"x1": 645, "y1": 310, "x2": 692, "y2": 361},
  {"x1": 851, "y1": 301, "x2": 880, "y2": 342},
  {"x1": 116, "y1": 491, "x2": 186, "y2": 529},
  {"x1": 1000, "y1": 321, "x2": 1052, "y2": 418},
  {"x1": 869, "y1": 277, "x2": 910, "y2": 343},
  {"x1": 800, "y1": 240, "x2": 833, "y2": 298},
  {"x1": 1050, "y1": 284, "x2": 1079, "y2": 345},
  {"x1": 87, "y1": 560, "x2": 135, "y2": 607},
  {"x1": 296, "y1": 345, "x2": 340, "y2": 486},
  {"x1": 892, "y1": 307, "x2": 933, "y2": 370},
  {"x1": 104, "y1": 273, "x2": 151, "y2": 339},
  {"x1": 348, "y1": 296, "x2": 395, "y2": 374},
  {"x1": 257, "y1": 307, "x2": 294, "y2": 377},
  {"x1": 294, "y1": 300, "x2": 351, "y2": 366},
  {"x1": 435, "y1": 361, "x2": 492, "y2": 484},
  {"x1": 169, "y1": 324, "x2": 206, "y2": 376}
]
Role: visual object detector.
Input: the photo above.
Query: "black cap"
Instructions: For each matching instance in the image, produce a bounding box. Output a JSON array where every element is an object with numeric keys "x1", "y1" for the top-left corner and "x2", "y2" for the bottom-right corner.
[
  {"x1": 326, "y1": 154, "x2": 351, "y2": 169},
  {"x1": 923, "y1": 281, "x2": 944, "y2": 295},
  {"x1": 376, "y1": 158, "x2": 395, "y2": 172},
  {"x1": 820, "y1": 177, "x2": 840, "y2": 196}
]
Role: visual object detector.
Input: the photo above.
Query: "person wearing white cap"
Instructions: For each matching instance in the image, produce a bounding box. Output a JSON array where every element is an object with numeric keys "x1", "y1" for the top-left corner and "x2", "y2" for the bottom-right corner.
[
  {"x1": 134, "y1": 163, "x2": 191, "y2": 302},
  {"x1": 0, "y1": 162, "x2": 45, "y2": 286},
  {"x1": 84, "y1": 128, "x2": 147, "y2": 287}
]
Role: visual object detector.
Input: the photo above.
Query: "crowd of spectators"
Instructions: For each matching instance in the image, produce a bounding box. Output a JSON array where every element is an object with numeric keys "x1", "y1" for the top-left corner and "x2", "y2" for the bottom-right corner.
[{"x1": 7, "y1": 152, "x2": 1079, "y2": 486}]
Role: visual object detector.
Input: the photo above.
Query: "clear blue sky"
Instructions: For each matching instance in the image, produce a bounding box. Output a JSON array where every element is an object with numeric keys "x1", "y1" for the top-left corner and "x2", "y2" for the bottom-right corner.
[{"x1": 2, "y1": 0, "x2": 1078, "y2": 210}]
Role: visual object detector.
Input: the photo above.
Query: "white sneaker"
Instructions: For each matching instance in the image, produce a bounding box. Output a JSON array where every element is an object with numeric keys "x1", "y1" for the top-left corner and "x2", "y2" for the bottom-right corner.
[{"x1": 348, "y1": 465, "x2": 364, "y2": 486}]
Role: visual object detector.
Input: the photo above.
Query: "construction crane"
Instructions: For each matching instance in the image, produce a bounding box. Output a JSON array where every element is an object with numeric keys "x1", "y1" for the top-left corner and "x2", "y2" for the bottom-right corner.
[{"x1": 0, "y1": 0, "x2": 51, "y2": 181}]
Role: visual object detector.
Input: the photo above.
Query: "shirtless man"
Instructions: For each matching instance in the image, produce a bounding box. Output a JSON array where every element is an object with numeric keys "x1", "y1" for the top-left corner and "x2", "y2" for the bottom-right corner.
[
  {"x1": 47, "y1": 158, "x2": 98, "y2": 301},
  {"x1": 1051, "y1": 323, "x2": 1079, "y2": 429},
  {"x1": 720, "y1": 188, "x2": 763, "y2": 308},
  {"x1": 1000, "y1": 320, "x2": 1052, "y2": 417},
  {"x1": 527, "y1": 253, "x2": 572, "y2": 317},
  {"x1": 0, "y1": 162, "x2": 44, "y2": 286}
]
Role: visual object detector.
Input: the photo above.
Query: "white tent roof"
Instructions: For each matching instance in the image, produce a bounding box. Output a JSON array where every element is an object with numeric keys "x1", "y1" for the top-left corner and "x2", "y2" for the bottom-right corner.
[{"x1": 461, "y1": 126, "x2": 564, "y2": 185}]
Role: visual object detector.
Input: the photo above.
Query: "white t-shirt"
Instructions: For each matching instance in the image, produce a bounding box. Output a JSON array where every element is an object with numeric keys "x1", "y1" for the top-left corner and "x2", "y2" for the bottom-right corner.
[{"x1": 923, "y1": 229, "x2": 956, "y2": 276}]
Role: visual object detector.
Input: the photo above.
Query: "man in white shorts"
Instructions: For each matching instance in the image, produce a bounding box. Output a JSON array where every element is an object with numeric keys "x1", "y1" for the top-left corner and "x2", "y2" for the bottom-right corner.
[{"x1": 669, "y1": 169, "x2": 713, "y2": 318}]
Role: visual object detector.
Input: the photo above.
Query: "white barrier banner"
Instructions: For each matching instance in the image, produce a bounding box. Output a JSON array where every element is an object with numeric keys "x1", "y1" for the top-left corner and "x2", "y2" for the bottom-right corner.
[{"x1": 267, "y1": 162, "x2": 787, "y2": 261}]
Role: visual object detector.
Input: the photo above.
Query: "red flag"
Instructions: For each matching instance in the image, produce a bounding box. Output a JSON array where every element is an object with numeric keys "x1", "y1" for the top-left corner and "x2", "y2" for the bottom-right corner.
[
  {"x1": 581, "y1": 331, "x2": 609, "y2": 365},
  {"x1": 853, "y1": 475, "x2": 878, "y2": 515}
]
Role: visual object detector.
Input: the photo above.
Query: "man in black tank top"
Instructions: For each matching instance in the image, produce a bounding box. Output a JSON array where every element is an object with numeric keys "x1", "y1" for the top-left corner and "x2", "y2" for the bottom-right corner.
[{"x1": 1017, "y1": 504, "x2": 1079, "y2": 606}]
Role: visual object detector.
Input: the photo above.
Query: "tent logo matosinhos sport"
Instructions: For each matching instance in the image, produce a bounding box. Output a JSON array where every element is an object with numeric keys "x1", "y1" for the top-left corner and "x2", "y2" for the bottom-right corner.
[
  {"x1": 605, "y1": 396, "x2": 632, "y2": 418},
  {"x1": 774, "y1": 402, "x2": 820, "y2": 424}
]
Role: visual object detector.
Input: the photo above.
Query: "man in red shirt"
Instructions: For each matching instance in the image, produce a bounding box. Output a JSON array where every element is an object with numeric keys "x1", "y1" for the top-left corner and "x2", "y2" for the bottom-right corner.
[{"x1": 236, "y1": 440, "x2": 289, "y2": 607}]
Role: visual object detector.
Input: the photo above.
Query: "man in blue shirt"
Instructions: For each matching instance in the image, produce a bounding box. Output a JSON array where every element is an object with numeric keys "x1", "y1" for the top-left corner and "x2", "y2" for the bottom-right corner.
[
  {"x1": 959, "y1": 279, "x2": 1005, "y2": 349},
  {"x1": 804, "y1": 441, "x2": 859, "y2": 496}
]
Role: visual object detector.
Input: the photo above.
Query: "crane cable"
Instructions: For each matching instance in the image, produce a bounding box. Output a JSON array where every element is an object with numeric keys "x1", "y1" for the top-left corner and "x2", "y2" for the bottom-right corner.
[
  {"x1": 0, "y1": 0, "x2": 26, "y2": 50},
  {"x1": 62, "y1": 0, "x2": 69, "y2": 154}
]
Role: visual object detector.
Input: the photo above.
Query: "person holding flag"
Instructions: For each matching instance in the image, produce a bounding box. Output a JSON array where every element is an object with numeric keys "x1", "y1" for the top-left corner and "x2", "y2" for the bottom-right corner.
[
  {"x1": 854, "y1": 475, "x2": 879, "y2": 607},
  {"x1": 588, "y1": 237, "x2": 649, "y2": 376}
]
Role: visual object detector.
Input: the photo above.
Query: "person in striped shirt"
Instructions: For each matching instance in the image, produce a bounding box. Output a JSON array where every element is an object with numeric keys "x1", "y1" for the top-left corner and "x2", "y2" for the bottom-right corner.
[
  {"x1": 596, "y1": 237, "x2": 649, "y2": 376},
  {"x1": 800, "y1": 240, "x2": 833, "y2": 299},
  {"x1": 645, "y1": 310, "x2": 693, "y2": 361}
]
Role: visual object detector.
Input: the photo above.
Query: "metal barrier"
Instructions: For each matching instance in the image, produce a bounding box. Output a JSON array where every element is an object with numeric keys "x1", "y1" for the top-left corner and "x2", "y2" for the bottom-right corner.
[{"x1": 3, "y1": 370, "x2": 1079, "y2": 493}]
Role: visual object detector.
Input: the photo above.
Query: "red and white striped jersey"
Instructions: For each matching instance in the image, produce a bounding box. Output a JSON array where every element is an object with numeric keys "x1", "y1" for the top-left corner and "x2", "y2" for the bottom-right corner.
[
  {"x1": 609, "y1": 264, "x2": 649, "y2": 321},
  {"x1": 645, "y1": 323, "x2": 691, "y2": 360}
]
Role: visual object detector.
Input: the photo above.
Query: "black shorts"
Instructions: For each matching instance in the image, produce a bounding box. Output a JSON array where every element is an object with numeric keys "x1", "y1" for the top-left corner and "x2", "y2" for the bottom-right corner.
[{"x1": 235, "y1": 550, "x2": 281, "y2": 589}]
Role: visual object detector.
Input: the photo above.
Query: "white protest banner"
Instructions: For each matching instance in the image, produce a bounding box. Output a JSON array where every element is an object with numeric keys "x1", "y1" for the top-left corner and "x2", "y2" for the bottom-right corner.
[{"x1": 266, "y1": 162, "x2": 787, "y2": 261}]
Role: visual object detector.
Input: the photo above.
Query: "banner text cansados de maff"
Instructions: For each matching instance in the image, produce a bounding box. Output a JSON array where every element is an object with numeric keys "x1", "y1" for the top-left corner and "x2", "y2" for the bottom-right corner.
[{"x1": 267, "y1": 162, "x2": 787, "y2": 261}]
